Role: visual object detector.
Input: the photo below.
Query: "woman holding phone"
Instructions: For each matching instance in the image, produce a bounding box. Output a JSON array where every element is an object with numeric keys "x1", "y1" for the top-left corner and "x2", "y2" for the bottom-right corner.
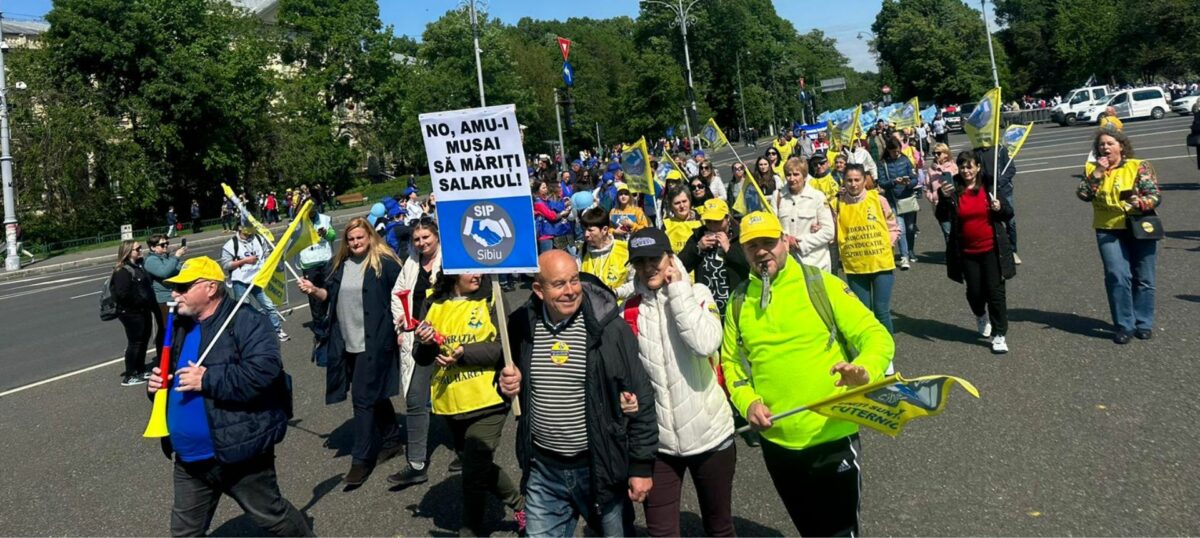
[{"x1": 878, "y1": 137, "x2": 919, "y2": 269}]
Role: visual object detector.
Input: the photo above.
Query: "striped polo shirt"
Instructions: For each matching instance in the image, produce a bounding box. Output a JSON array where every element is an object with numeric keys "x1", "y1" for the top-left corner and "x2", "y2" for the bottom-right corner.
[{"x1": 529, "y1": 309, "x2": 590, "y2": 456}]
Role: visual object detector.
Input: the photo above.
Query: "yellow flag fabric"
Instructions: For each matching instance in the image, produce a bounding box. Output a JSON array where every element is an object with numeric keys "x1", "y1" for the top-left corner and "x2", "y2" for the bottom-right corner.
[
  {"x1": 619, "y1": 137, "x2": 654, "y2": 194},
  {"x1": 964, "y1": 88, "x2": 1002, "y2": 149},
  {"x1": 252, "y1": 200, "x2": 313, "y2": 290},
  {"x1": 1002, "y1": 122, "x2": 1034, "y2": 160},
  {"x1": 221, "y1": 183, "x2": 275, "y2": 243},
  {"x1": 284, "y1": 209, "x2": 322, "y2": 260},
  {"x1": 830, "y1": 106, "x2": 862, "y2": 151},
  {"x1": 732, "y1": 169, "x2": 774, "y2": 215},
  {"x1": 804, "y1": 374, "x2": 980, "y2": 437},
  {"x1": 892, "y1": 97, "x2": 921, "y2": 130},
  {"x1": 701, "y1": 118, "x2": 729, "y2": 150}
]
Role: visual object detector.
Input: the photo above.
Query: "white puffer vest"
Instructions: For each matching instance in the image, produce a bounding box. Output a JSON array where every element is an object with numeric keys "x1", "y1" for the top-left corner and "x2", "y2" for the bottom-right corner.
[{"x1": 631, "y1": 258, "x2": 734, "y2": 457}]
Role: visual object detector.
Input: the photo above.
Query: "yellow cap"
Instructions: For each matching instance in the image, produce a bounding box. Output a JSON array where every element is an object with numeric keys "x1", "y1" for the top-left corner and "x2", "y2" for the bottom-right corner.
[
  {"x1": 739, "y1": 211, "x2": 783, "y2": 243},
  {"x1": 164, "y1": 256, "x2": 226, "y2": 285},
  {"x1": 665, "y1": 169, "x2": 685, "y2": 181},
  {"x1": 701, "y1": 198, "x2": 730, "y2": 221},
  {"x1": 615, "y1": 181, "x2": 630, "y2": 193}
]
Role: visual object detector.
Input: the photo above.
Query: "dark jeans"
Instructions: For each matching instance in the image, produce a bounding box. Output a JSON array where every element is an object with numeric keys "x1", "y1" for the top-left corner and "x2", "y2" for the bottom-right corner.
[
  {"x1": 1003, "y1": 192, "x2": 1017, "y2": 252},
  {"x1": 191, "y1": 218, "x2": 201, "y2": 234},
  {"x1": 762, "y1": 434, "x2": 862, "y2": 537},
  {"x1": 302, "y1": 263, "x2": 330, "y2": 325},
  {"x1": 346, "y1": 352, "x2": 402, "y2": 465},
  {"x1": 448, "y1": 409, "x2": 524, "y2": 532},
  {"x1": 118, "y1": 310, "x2": 152, "y2": 377},
  {"x1": 405, "y1": 361, "x2": 435, "y2": 466},
  {"x1": 170, "y1": 453, "x2": 313, "y2": 537},
  {"x1": 643, "y1": 443, "x2": 737, "y2": 537},
  {"x1": 962, "y1": 250, "x2": 1008, "y2": 336}
]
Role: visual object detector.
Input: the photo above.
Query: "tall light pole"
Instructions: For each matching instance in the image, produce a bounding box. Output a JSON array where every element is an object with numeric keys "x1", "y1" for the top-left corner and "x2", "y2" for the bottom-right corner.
[
  {"x1": 641, "y1": 0, "x2": 704, "y2": 143},
  {"x1": 0, "y1": 17, "x2": 19, "y2": 271},
  {"x1": 463, "y1": 0, "x2": 487, "y2": 106},
  {"x1": 735, "y1": 52, "x2": 748, "y2": 143}
]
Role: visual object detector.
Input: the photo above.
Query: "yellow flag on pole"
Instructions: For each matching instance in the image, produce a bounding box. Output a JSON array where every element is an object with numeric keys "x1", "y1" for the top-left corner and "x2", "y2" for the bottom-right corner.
[
  {"x1": 964, "y1": 88, "x2": 1002, "y2": 148},
  {"x1": 732, "y1": 168, "x2": 774, "y2": 215},
  {"x1": 252, "y1": 200, "x2": 313, "y2": 291},
  {"x1": 892, "y1": 97, "x2": 921, "y2": 129},
  {"x1": 619, "y1": 137, "x2": 655, "y2": 194},
  {"x1": 221, "y1": 183, "x2": 275, "y2": 243},
  {"x1": 700, "y1": 118, "x2": 730, "y2": 150},
  {"x1": 805, "y1": 374, "x2": 980, "y2": 437},
  {"x1": 1002, "y1": 122, "x2": 1034, "y2": 160},
  {"x1": 284, "y1": 210, "x2": 322, "y2": 260}
]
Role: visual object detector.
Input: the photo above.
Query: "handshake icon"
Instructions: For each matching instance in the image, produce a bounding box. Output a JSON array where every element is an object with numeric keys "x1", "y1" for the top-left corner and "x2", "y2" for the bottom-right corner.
[{"x1": 464, "y1": 216, "x2": 512, "y2": 247}]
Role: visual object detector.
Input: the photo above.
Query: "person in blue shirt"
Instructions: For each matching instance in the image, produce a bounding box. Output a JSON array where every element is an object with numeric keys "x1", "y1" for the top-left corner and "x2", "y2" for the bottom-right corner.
[{"x1": 149, "y1": 257, "x2": 312, "y2": 537}]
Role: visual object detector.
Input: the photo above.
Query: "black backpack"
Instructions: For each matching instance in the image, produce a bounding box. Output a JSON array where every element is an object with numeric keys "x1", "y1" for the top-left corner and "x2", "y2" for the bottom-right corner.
[{"x1": 99, "y1": 266, "x2": 131, "y2": 321}]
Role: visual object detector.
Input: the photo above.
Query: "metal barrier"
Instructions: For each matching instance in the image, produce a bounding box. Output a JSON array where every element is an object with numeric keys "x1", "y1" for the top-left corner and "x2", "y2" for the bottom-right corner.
[{"x1": 1002, "y1": 108, "x2": 1054, "y2": 126}]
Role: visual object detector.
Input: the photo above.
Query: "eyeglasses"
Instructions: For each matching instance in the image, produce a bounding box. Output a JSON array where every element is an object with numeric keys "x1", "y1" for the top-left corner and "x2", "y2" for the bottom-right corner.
[
  {"x1": 690, "y1": 184, "x2": 706, "y2": 190},
  {"x1": 700, "y1": 165, "x2": 712, "y2": 170},
  {"x1": 172, "y1": 281, "x2": 201, "y2": 294},
  {"x1": 133, "y1": 246, "x2": 142, "y2": 252},
  {"x1": 156, "y1": 242, "x2": 169, "y2": 248},
  {"x1": 767, "y1": 151, "x2": 779, "y2": 155}
]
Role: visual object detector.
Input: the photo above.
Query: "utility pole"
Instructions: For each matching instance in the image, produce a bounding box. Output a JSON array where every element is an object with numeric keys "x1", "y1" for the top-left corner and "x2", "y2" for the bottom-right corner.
[
  {"x1": 641, "y1": 0, "x2": 704, "y2": 144},
  {"x1": 736, "y1": 53, "x2": 748, "y2": 143},
  {"x1": 554, "y1": 89, "x2": 566, "y2": 172},
  {"x1": 0, "y1": 16, "x2": 19, "y2": 271},
  {"x1": 595, "y1": 122, "x2": 602, "y2": 157},
  {"x1": 466, "y1": 0, "x2": 486, "y2": 106}
]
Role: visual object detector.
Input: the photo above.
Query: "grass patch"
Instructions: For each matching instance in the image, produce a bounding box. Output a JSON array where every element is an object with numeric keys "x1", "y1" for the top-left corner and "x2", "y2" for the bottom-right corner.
[{"x1": 348, "y1": 175, "x2": 433, "y2": 203}]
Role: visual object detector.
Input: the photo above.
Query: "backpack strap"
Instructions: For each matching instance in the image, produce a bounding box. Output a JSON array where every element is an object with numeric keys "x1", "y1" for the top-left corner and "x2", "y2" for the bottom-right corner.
[
  {"x1": 621, "y1": 294, "x2": 643, "y2": 337},
  {"x1": 800, "y1": 263, "x2": 856, "y2": 358}
]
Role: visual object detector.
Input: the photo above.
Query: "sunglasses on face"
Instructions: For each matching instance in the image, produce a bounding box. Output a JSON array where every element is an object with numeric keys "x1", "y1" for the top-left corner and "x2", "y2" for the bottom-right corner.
[
  {"x1": 172, "y1": 281, "x2": 200, "y2": 294},
  {"x1": 133, "y1": 246, "x2": 142, "y2": 252},
  {"x1": 700, "y1": 165, "x2": 712, "y2": 170},
  {"x1": 691, "y1": 184, "x2": 706, "y2": 190}
]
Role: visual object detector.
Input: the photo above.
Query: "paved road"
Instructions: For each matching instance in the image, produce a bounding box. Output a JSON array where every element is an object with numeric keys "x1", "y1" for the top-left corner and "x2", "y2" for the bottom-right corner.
[{"x1": 1, "y1": 116, "x2": 1199, "y2": 535}]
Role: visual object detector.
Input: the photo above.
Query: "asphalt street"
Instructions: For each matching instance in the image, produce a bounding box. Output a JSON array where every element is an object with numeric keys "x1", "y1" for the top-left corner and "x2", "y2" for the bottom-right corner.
[{"x1": 1, "y1": 116, "x2": 1199, "y2": 536}]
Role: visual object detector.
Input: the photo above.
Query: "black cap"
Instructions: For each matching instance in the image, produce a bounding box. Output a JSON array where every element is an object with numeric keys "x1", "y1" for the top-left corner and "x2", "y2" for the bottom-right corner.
[
  {"x1": 628, "y1": 227, "x2": 673, "y2": 260},
  {"x1": 808, "y1": 152, "x2": 828, "y2": 168}
]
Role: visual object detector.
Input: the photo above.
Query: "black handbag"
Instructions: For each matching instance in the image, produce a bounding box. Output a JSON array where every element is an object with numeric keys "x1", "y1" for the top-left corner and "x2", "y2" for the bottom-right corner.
[{"x1": 1128, "y1": 211, "x2": 1164, "y2": 241}]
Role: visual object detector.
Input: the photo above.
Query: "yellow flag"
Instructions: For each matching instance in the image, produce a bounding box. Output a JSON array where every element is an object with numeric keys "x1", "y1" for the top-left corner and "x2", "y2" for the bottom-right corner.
[
  {"x1": 832, "y1": 106, "x2": 862, "y2": 151},
  {"x1": 1002, "y1": 122, "x2": 1034, "y2": 160},
  {"x1": 701, "y1": 118, "x2": 729, "y2": 150},
  {"x1": 893, "y1": 97, "x2": 921, "y2": 129},
  {"x1": 732, "y1": 168, "x2": 773, "y2": 215},
  {"x1": 284, "y1": 210, "x2": 322, "y2": 260},
  {"x1": 221, "y1": 183, "x2": 275, "y2": 243},
  {"x1": 805, "y1": 374, "x2": 980, "y2": 437},
  {"x1": 252, "y1": 200, "x2": 313, "y2": 290},
  {"x1": 619, "y1": 137, "x2": 654, "y2": 194},
  {"x1": 964, "y1": 87, "x2": 1002, "y2": 149}
]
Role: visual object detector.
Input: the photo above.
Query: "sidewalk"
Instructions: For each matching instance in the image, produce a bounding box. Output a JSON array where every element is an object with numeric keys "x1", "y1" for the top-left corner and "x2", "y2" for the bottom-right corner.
[{"x1": 0, "y1": 204, "x2": 372, "y2": 283}]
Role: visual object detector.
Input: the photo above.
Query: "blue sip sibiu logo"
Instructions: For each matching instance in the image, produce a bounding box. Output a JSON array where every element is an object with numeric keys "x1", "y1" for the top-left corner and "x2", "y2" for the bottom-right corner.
[{"x1": 460, "y1": 201, "x2": 515, "y2": 265}]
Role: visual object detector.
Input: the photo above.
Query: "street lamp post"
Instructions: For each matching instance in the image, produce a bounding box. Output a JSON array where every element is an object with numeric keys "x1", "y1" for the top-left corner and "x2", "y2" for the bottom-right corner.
[
  {"x1": 736, "y1": 53, "x2": 748, "y2": 143},
  {"x1": 0, "y1": 18, "x2": 19, "y2": 271},
  {"x1": 464, "y1": 0, "x2": 487, "y2": 107},
  {"x1": 641, "y1": 0, "x2": 704, "y2": 143}
]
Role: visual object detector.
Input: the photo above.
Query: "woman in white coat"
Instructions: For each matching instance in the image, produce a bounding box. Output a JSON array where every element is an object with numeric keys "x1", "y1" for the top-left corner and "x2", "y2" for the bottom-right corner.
[
  {"x1": 622, "y1": 227, "x2": 736, "y2": 537},
  {"x1": 777, "y1": 157, "x2": 836, "y2": 271}
]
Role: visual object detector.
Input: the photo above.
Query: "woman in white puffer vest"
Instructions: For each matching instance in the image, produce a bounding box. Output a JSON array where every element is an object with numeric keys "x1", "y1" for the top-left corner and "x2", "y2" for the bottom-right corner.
[{"x1": 624, "y1": 227, "x2": 736, "y2": 537}]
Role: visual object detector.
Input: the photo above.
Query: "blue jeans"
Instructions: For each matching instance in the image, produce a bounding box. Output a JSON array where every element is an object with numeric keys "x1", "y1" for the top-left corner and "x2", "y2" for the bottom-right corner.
[
  {"x1": 896, "y1": 211, "x2": 917, "y2": 260},
  {"x1": 524, "y1": 456, "x2": 624, "y2": 538},
  {"x1": 1096, "y1": 230, "x2": 1157, "y2": 332},
  {"x1": 846, "y1": 271, "x2": 895, "y2": 334},
  {"x1": 231, "y1": 281, "x2": 283, "y2": 333}
]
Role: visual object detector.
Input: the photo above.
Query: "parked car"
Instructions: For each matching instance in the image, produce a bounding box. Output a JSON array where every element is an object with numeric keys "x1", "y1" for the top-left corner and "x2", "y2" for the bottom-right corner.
[
  {"x1": 1051, "y1": 85, "x2": 1111, "y2": 126},
  {"x1": 1078, "y1": 87, "x2": 1170, "y2": 124},
  {"x1": 1171, "y1": 89, "x2": 1200, "y2": 115}
]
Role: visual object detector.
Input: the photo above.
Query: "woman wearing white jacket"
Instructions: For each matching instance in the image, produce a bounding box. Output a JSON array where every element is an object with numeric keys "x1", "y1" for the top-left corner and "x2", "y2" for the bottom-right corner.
[{"x1": 624, "y1": 227, "x2": 736, "y2": 537}]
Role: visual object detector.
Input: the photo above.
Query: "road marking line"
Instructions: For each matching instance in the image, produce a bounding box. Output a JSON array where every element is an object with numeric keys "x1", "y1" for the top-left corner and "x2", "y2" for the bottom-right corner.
[
  {"x1": 0, "y1": 303, "x2": 313, "y2": 398},
  {"x1": 1020, "y1": 129, "x2": 1189, "y2": 152},
  {"x1": 70, "y1": 291, "x2": 102, "y2": 300}
]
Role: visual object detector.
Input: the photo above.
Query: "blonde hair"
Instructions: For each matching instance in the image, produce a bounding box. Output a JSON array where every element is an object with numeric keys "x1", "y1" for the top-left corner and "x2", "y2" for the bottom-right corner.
[
  {"x1": 331, "y1": 217, "x2": 401, "y2": 277},
  {"x1": 783, "y1": 156, "x2": 808, "y2": 177},
  {"x1": 115, "y1": 239, "x2": 138, "y2": 270},
  {"x1": 932, "y1": 143, "x2": 951, "y2": 156}
]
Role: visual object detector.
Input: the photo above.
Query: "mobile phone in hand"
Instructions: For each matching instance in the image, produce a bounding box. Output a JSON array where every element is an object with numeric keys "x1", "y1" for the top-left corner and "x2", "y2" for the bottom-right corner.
[{"x1": 181, "y1": 238, "x2": 187, "y2": 247}]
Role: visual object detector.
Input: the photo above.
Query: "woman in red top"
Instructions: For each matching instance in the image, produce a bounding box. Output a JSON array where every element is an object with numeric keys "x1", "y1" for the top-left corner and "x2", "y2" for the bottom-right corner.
[{"x1": 935, "y1": 152, "x2": 1016, "y2": 354}]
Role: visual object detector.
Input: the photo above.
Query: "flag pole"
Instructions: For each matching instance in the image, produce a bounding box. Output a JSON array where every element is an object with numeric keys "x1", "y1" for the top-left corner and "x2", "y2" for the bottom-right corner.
[
  {"x1": 979, "y1": 0, "x2": 1002, "y2": 194},
  {"x1": 734, "y1": 404, "x2": 810, "y2": 434},
  {"x1": 193, "y1": 281, "x2": 255, "y2": 368},
  {"x1": 491, "y1": 280, "x2": 521, "y2": 417}
]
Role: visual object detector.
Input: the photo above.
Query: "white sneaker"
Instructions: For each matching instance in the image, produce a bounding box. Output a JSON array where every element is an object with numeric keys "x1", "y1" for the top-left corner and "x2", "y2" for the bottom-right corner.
[
  {"x1": 991, "y1": 335, "x2": 1008, "y2": 354},
  {"x1": 899, "y1": 258, "x2": 911, "y2": 270},
  {"x1": 278, "y1": 330, "x2": 291, "y2": 342},
  {"x1": 1013, "y1": 253, "x2": 1022, "y2": 265},
  {"x1": 977, "y1": 315, "x2": 992, "y2": 338}
]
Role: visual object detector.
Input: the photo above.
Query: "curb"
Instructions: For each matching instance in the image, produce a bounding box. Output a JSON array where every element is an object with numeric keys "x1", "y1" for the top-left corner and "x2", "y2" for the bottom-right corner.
[{"x1": 0, "y1": 213, "x2": 359, "y2": 283}]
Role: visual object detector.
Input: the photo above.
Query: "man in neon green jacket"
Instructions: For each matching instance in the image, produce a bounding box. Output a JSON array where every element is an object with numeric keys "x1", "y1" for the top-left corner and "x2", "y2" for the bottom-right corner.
[{"x1": 721, "y1": 211, "x2": 895, "y2": 537}]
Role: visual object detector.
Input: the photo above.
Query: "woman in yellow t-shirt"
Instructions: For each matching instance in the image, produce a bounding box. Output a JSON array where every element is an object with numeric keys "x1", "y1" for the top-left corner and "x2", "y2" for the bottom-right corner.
[
  {"x1": 663, "y1": 184, "x2": 703, "y2": 254},
  {"x1": 1076, "y1": 129, "x2": 1161, "y2": 344}
]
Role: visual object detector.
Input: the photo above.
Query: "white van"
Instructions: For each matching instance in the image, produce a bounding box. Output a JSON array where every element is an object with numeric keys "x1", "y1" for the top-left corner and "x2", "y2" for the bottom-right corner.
[
  {"x1": 1051, "y1": 85, "x2": 1110, "y2": 126},
  {"x1": 1078, "y1": 87, "x2": 1170, "y2": 124}
]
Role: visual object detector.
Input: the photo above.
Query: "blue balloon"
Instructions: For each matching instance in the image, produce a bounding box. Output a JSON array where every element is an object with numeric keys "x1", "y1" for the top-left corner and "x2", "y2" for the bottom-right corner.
[
  {"x1": 368, "y1": 214, "x2": 380, "y2": 226},
  {"x1": 370, "y1": 202, "x2": 386, "y2": 217}
]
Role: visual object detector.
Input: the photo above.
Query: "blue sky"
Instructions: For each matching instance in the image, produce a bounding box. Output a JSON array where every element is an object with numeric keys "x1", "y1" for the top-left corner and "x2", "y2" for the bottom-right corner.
[{"x1": 0, "y1": 0, "x2": 996, "y2": 73}]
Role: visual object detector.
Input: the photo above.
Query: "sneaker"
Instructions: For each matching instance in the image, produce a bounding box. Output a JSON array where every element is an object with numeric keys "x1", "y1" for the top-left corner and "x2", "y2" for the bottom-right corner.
[
  {"x1": 141, "y1": 370, "x2": 152, "y2": 380},
  {"x1": 977, "y1": 314, "x2": 992, "y2": 338},
  {"x1": 121, "y1": 375, "x2": 146, "y2": 387},
  {"x1": 386, "y1": 463, "x2": 429, "y2": 488},
  {"x1": 1134, "y1": 329, "x2": 1153, "y2": 340},
  {"x1": 344, "y1": 462, "x2": 373, "y2": 486},
  {"x1": 277, "y1": 330, "x2": 290, "y2": 342},
  {"x1": 1013, "y1": 253, "x2": 1022, "y2": 265},
  {"x1": 448, "y1": 453, "x2": 463, "y2": 473},
  {"x1": 514, "y1": 510, "x2": 527, "y2": 534},
  {"x1": 991, "y1": 335, "x2": 1008, "y2": 354},
  {"x1": 899, "y1": 258, "x2": 911, "y2": 270}
]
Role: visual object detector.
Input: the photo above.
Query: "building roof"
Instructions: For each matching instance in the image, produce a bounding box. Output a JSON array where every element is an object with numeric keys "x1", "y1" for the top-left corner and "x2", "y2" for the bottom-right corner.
[
  {"x1": 1, "y1": 19, "x2": 50, "y2": 37},
  {"x1": 229, "y1": 0, "x2": 279, "y2": 23}
]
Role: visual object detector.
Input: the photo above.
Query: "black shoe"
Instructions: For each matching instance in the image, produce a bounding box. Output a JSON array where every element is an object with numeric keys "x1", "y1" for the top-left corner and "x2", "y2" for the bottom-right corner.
[
  {"x1": 379, "y1": 440, "x2": 405, "y2": 463},
  {"x1": 1113, "y1": 331, "x2": 1132, "y2": 345},
  {"x1": 1134, "y1": 329, "x2": 1153, "y2": 340},
  {"x1": 740, "y1": 430, "x2": 761, "y2": 448},
  {"x1": 386, "y1": 464, "x2": 428, "y2": 488},
  {"x1": 121, "y1": 375, "x2": 146, "y2": 387},
  {"x1": 343, "y1": 462, "x2": 373, "y2": 487},
  {"x1": 448, "y1": 453, "x2": 463, "y2": 473}
]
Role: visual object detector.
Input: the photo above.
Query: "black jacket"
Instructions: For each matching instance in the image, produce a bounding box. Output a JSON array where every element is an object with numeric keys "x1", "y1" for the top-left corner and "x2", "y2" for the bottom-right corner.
[
  {"x1": 322, "y1": 255, "x2": 403, "y2": 406},
  {"x1": 112, "y1": 262, "x2": 156, "y2": 312},
  {"x1": 677, "y1": 221, "x2": 749, "y2": 318},
  {"x1": 508, "y1": 273, "x2": 658, "y2": 507},
  {"x1": 158, "y1": 295, "x2": 291, "y2": 464},
  {"x1": 934, "y1": 177, "x2": 1017, "y2": 283},
  {"x1": 973, "y1": 146, "x2": 1016, "y2": 199}
]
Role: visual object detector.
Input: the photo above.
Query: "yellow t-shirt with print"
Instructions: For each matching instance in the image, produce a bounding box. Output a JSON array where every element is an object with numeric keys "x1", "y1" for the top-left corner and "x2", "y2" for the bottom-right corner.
[{"x1": 424, "y1": 296, "x2": 504, "y2": 416}]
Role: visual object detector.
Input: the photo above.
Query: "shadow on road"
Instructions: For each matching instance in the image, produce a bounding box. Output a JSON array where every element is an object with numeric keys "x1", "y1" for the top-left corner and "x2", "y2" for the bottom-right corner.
[
  {"x1": 299, "y1": 475, "x2": 343, "y2": 513},
  {"x1": 1158, "y1": 182, "x2": 1200, "y2": 191},
  {"x1": 680, "y1": 511, "x2": 785, "y2": 536},
  {"x1": 1008, "y1": 308, "x2": 1110, "y2": 339},
  {"x1": 893, "y1": 311, "x2": 980, "y2": 344},
  {"x1": 1177, "y1": 294, "x2": 1200, "y2": 303}
]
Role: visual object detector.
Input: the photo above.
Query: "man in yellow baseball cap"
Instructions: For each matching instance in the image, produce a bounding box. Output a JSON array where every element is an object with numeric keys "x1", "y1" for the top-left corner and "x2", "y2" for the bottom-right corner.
[{"x1": 678, "y1": 197, "x2": 749, "y2": 320}]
